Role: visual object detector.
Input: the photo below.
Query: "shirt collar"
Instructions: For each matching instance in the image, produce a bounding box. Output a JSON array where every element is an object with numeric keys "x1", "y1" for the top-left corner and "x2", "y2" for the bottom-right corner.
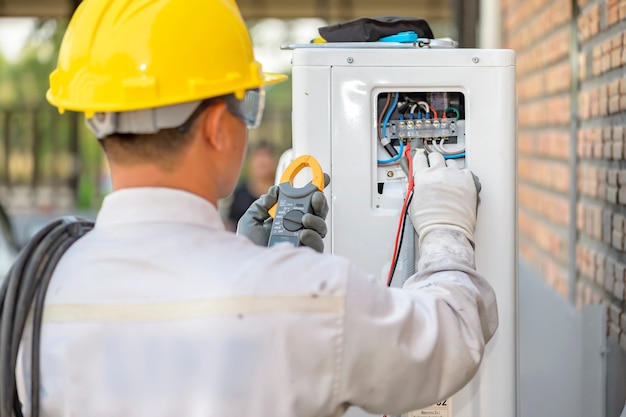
[{"x1": 96, "y1": 187, "x2": 225, "y2": 230}]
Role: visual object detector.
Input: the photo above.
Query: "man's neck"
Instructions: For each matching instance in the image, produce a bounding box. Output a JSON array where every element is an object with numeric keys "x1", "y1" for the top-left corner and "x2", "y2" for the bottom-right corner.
[{"x1": 110, "y1": 164, "x2": 218, "y2": 206}]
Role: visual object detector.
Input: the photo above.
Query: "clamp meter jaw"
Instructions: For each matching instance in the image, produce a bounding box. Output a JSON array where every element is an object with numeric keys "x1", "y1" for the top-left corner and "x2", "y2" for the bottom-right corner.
[{"x1": 268, "y1": 155, "x2": 325, "y2": 248}]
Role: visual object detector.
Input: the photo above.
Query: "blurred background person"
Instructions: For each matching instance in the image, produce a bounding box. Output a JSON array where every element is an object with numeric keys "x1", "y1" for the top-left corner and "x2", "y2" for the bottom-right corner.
[{"x1": 222, "y1": 141, "x2": 278, "y2": 231}]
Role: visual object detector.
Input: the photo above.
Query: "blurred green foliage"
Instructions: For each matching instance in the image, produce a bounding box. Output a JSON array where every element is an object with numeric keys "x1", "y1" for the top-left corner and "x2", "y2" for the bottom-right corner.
[
  {"x1": 0, "y1": 19, "x2": 105, "y2": 209},
  {"x1": 0, "y1": 18, "x2": 296, "y2": 209},
  {"x1": 0, "y1": 20, "x2": 64, "y2": 108}
]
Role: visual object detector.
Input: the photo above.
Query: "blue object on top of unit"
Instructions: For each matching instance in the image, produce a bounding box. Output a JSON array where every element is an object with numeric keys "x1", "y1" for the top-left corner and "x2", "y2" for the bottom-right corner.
[{"x1": 378, "y1": 31, "x2": 419, "y2": 43}]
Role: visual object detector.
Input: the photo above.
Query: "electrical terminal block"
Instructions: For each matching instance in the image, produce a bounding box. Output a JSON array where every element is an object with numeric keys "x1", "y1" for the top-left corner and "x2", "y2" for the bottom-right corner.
[{"x1": 386, "y1": 118, "x2": 458, "y2": 142}]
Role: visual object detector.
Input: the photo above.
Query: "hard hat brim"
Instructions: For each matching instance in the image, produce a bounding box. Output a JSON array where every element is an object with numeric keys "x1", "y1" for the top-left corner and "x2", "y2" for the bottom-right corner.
[{"x1": 262, "y1": 72, "x2": 289, "y2": 85}]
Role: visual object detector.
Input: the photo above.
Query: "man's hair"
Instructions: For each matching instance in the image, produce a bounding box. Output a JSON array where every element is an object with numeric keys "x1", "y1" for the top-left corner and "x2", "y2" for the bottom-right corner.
[{"x1": 100, "y1": 127, "x2": 194, "y2": 171}]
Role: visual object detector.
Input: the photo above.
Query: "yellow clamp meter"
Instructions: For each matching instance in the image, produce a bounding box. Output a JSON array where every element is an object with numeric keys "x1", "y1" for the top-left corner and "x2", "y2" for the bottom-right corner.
[{"x1": 268, "y1": 155, "x2": 325, "y2": 248}]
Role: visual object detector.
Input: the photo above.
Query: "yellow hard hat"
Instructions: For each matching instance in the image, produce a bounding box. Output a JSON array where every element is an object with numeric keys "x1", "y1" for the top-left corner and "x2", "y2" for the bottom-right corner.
[{"x1": 47, "y1": 0, "x2": 287, "y2": 117}]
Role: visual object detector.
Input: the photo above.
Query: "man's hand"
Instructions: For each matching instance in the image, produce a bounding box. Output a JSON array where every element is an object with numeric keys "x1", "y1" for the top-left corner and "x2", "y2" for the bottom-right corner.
[
  {"x1": 237, "y1": 175, "x2": 330, "y2": 252},
  {"x1": 236, "y1": 185, "x2": 279, "y2": 247},
  {"x1": 297, "y1": 189, "x2": 329, "y2": 252},
  {"x1": 409, "y1": 151, "x2": 480, "y2": 245}
]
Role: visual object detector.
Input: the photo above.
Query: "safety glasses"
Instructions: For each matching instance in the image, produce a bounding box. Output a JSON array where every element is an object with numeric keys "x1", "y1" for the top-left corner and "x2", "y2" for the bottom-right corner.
[
  {"x1": 178, "y1": 88, "x2": 266, "y2": 133},
  {"x1": 225, "y1": 88, "x2": 265, "y2": 129}
]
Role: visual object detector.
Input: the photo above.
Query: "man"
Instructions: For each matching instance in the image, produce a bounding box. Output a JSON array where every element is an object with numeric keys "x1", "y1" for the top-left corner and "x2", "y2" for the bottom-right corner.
[{"x1": 16, "y1": 1, "x2": 497, "y2": 416}]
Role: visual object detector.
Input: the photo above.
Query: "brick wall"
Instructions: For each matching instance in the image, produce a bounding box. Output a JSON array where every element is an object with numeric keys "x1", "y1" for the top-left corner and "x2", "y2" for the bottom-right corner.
[
  {"x1": 503, "y1": 0, "x2": 573, "y2": 296},
  {"x1": 502, "y1": 0, "x2": 626, "y2": 351}
]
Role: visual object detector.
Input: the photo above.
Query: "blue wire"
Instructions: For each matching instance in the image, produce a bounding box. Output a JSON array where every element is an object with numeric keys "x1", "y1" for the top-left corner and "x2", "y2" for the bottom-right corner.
[
  {"x1": 443, "y1": 152, "x2": 466, "y2": 159},
  {"x1": 378, "y1": 140, "x2": 404, "y2": 164},
  {"x1": 378, "y1": 92, "x2": 401, "y2": 165}
]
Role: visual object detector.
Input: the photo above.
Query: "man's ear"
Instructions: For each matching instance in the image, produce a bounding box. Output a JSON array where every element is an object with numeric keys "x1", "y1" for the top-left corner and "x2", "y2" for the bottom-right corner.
[{"x1": 200, "y1": 102, "x2": 228, "y2": 152}]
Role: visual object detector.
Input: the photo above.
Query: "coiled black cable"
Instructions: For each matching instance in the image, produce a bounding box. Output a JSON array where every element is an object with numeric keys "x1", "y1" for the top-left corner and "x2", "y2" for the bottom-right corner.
[{"x1": 0, "y1": 217, "x2": 94, "y2": 417}]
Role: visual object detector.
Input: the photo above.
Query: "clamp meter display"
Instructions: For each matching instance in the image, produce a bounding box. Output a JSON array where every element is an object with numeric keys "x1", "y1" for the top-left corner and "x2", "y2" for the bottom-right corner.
[{"x1": 268, "y1": 155, "x2": 325, "y2": 248}]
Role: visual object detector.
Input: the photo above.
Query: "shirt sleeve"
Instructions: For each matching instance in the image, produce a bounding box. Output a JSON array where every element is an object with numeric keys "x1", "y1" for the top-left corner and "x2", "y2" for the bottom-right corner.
[{"x1": 336, "y1": 229, "x2": 498, "y2": 415}]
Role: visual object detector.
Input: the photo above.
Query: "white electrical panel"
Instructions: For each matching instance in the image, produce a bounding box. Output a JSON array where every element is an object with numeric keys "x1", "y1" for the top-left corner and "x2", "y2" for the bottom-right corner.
[{"x1": 285, "y1": 43, "x2": 517, "y2": 417}]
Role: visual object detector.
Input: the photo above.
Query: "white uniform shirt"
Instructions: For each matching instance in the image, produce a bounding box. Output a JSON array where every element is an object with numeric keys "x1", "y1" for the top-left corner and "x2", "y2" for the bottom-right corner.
[{"x1": 17, "y1": 187, "x2": 497, "y2": 417}]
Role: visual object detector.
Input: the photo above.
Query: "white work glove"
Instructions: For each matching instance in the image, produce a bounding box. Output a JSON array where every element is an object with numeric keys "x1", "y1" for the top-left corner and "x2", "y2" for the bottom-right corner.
[
  {"x1": 409, "y1": 151, "x2": 480, "y2": 246},
  {"x1": 237, "y1": 175, "x2": 330, "y2": 252}
]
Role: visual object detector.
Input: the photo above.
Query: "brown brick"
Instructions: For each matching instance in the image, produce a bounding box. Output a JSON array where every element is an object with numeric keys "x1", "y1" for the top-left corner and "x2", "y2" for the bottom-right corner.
[
  {"x1": 615, "y1": 261, "x2": 626, "y2": 282},
  {"x1": 613, "y1": 49, "x2": 623, "y2": 68},
  {"x1": 610, "y1": 79, "x2": 621, "y2": 96},
  {"x1": 601, "y1": 90, "x2": 609, "y2": 115},
  {"x1": 613, "y1": 213, "x2": 625, "y2": 231},
  {"x1": 604, "y1": 210, "x2": 614, "y2": 242},
  {"x1": 577, "y1": 141, "x2": 585, "y2": 160},
  {"x1": 617, "y1": 186, "x2": 626, "y2": 204},
  {"x1": 608, "y1": 4, "x2": 620, "y2": 26},
  {"x1": 612, "y1": 32, "x2": 622, "y2": 49},
  {"x1": 577, "y1": 204, "x2": 584, "y2": 231},
  {"x1": 620, "y1": 78, "x2": 626, "y2": 95},
  {"x1": 579, "y1": 91, "x2": 588, "y2": 114},
  {"x1": 613, "y1": 141, "x2": 624, "y2": 159},
  {"x1": 612, "y1": 230, "x2": 624, "y2": 250},
  {"x1": 608, "y1": 185, "x2": 619, "y2": 203},
  {"x1": 603, "y1": 55, "x2": 612, "y2": 74},
  {"x1": 594, "y1": 264, "x2": 603, "y2": 285},
  {"x1": 614, "y1": 280, "x2": 625, "y2": 300},
  {"x1": 593, "y1": 58, "x2": 602, "y2": 76},
  {"x1": 621, "y1": 95, "x2": 626, "y2": 111},
  {"x1": 591, "y1": 88, "x2": 600, "y2": 115},
  {"x1": 605, "y1": 270, "x2": 616, "y2": 292},
  {"x1": 609, "y1": 96, "x2": 621, "y2": 113},
  {"x1": 619, "y1": 171, "x2": 626, "y2": 185},
  {"x1": 614, "y1": 125, "x2": 625, "y2": 140},
  {"x1": 593, "y1": 127, "x2": 603, "y2": 142},
  {"x1": 593, "y1": 44, "x2": 602, "y2": 58},
  {"x1": 604, "y1": 142, "x2": 613, "y2": 158}
]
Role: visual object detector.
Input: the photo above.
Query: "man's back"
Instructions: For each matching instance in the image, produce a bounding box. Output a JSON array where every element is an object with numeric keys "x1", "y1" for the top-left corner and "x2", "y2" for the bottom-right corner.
[
  {"x1": 17, "y1": 187, "x2": 496, "y2": 417},
  {"x1": 18, "y1": 188, "x2": 350, "y2": 417}
]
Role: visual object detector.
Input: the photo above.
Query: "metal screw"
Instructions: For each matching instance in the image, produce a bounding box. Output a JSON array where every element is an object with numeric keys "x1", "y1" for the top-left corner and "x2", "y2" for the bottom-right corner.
[
  {"x1": 387, "y1": 171, "x2": 394, "y2": 178},
  {"x1": 472, "y1": 56, "x2": 479, "y2": 63},
  {"x1": 347, "y1": 57, "x2": 354, "y2": 64}
]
